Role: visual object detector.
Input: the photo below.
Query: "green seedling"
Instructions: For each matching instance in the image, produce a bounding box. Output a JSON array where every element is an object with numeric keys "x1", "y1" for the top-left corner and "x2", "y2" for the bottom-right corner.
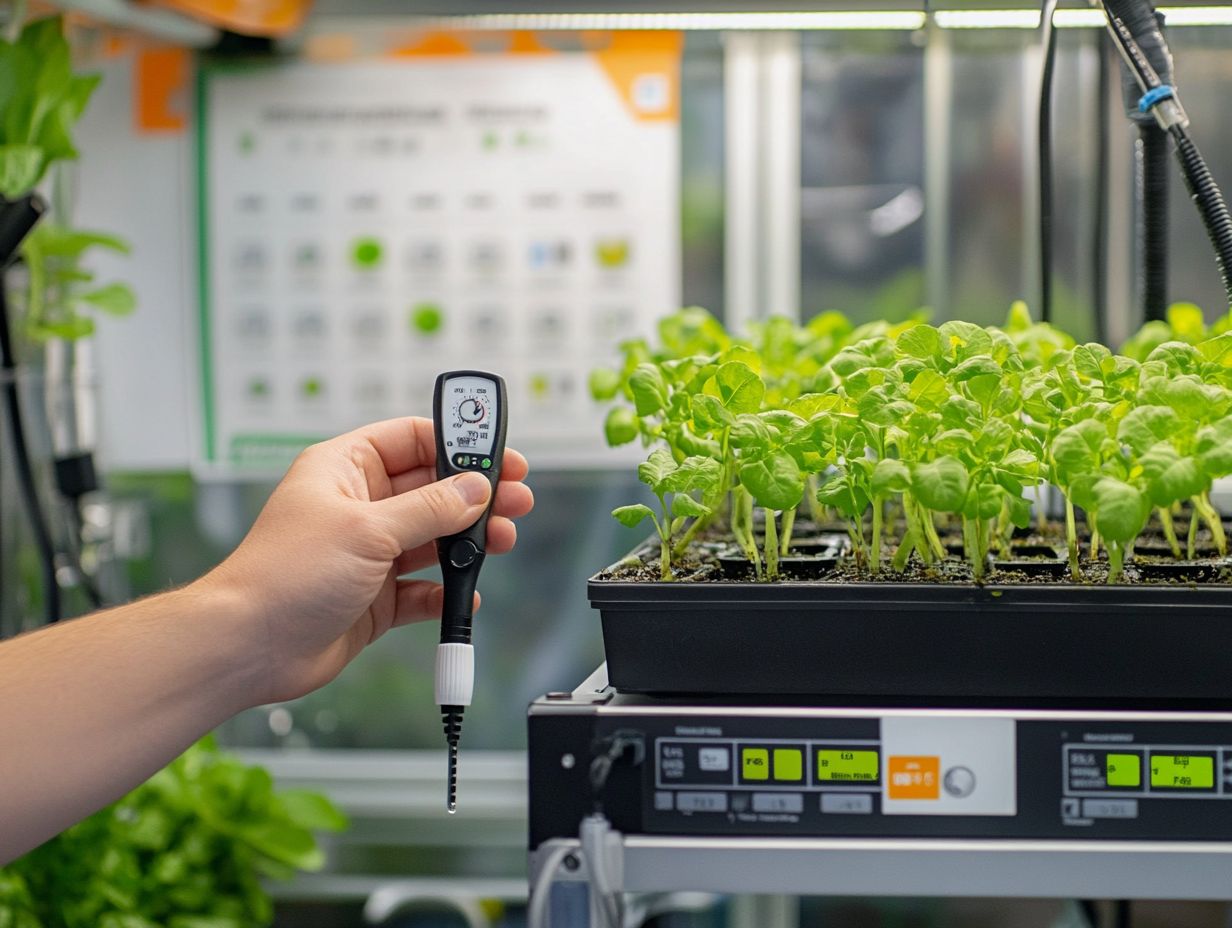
[{"x1": 613, "y1": 449, "x2": 722, "y2": 580}]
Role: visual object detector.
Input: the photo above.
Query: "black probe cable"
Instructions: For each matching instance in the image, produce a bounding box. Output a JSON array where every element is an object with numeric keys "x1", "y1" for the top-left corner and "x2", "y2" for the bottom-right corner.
[
  {"x1": 0, "y1": 283, "x2": 61, "y2": 625},
  {"x1": 1038, "y1": 0, "x2": 1060, "y2": 324},
  {"x1": 0, "y1": 195, "x2": 61, "y2": 626}
]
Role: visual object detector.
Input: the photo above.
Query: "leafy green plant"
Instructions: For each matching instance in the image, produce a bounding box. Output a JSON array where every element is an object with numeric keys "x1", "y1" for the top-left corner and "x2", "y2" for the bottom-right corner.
[
  {"x1": 594, "y1": 303, "x2": 1232, "y2": 585},
  {"x1": 613, "y1": 449, "x2": 721, "y2": 580},
  {"x1": 0, "y1": 17, "x2": 99, "y2": 200},
  {"x1": 15, "y1": 225, "x2": 135, "y2": 340},
  {"x1": 0, "y1": 15, "x2": 135, "y2": 343},
  {"x1": 0, "y1": 736, "x2": 347, "y2": 928}
]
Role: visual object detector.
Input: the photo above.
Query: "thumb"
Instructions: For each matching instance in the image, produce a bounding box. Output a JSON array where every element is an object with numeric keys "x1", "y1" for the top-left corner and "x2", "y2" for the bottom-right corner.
[{"x1": 377, "y1": 472, "x2": 491, "y2": 551}]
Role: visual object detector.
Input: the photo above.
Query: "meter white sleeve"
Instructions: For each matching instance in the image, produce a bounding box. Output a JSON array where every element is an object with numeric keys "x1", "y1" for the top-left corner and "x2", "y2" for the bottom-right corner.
[{"x1": 435, "y1": 643, "x2": 475, "y2": 707}]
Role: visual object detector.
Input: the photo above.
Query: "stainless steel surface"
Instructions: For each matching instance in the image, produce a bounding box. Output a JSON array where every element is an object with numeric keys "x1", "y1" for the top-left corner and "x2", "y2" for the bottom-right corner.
[{"x1": 618, "y1": 836, "x2": 1232, "y2": 900}]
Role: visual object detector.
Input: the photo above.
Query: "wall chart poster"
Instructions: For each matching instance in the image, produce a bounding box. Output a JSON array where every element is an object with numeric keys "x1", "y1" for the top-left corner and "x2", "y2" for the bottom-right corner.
[{"x1": 197, "y1": 31, "x2": 681, "y2": 474}]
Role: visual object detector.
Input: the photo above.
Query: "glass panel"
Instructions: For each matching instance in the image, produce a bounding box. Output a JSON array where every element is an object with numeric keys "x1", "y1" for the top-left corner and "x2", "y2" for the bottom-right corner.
[{"x1": 800, "y1": 32, "x2": 925, "y2": 326}]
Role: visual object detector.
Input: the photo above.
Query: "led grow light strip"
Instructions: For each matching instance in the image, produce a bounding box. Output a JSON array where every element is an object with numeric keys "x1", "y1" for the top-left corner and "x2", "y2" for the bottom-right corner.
[
  {"x1": 421, "y1": 11, "x2": 928, "y2": 31},
  {"x1": 935, "y1": 6, "x2": 1232, "y2": 28}
]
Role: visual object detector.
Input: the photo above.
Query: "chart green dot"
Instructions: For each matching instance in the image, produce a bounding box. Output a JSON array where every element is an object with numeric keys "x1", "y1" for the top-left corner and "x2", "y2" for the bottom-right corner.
[
  {"x1": 352, "y1": 237, "x2": 384, "y2": 269},
  {"x1": 302, "y1": 377, "x2": 323, "y2": 398},
  {"x1": 410, "y1": 302, "x2": 444, "y2": 335}
]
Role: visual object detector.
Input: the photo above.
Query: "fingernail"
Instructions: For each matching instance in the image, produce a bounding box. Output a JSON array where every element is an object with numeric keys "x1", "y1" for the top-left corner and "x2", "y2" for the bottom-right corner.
[{"x1": 455, "y1": 472, "x2": 491, "y2": 506}]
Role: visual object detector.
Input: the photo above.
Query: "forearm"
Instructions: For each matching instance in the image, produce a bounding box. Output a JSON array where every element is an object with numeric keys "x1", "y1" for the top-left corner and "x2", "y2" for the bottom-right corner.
[{"x1": 0, "y1": 579, "x2": 262, "y2": 864}]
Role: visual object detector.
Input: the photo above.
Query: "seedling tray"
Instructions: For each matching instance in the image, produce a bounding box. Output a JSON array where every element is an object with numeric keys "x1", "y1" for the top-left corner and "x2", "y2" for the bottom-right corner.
[{"x1": 590, "y1": 552, "x2": 1232, "y2": 703}]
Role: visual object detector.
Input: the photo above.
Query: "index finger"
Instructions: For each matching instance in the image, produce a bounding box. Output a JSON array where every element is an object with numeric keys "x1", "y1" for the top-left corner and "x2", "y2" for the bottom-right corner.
[
  {"x1": 335, "y1": 416, "x2": 530, "y2": 482},
  {"x1": 339, "y1": 417, "x2": 438, "y2": 476}
]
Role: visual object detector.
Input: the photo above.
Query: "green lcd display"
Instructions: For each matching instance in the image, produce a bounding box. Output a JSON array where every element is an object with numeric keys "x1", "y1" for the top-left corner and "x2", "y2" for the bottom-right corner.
[
  {"x1": 1150, "y1": 754, "x2": 1214, "y2": 789},
  {"x1": 816, "y1": 749, "x2": 879, "y2": 782}
]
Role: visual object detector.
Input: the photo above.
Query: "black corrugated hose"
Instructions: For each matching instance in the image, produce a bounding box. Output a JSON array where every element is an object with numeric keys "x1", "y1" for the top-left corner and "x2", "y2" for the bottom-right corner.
[
  {"x1": 1170, "y1": 123, "x2": 1232, "y2": 308},
  {"x1": 1102, "y1": 0, "x2": 1232, "y2": 309}
]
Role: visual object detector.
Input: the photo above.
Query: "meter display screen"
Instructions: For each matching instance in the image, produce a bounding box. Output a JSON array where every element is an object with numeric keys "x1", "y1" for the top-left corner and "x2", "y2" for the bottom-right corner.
[
  {"x1": 1150, "y1": 754, "x2": 1214, "y2": 789},
  {"x1": 440, "y1": 375, "x2": 498, "y2": 457},
  {"x1": 816, "y1": 749, "x2": 879, "y2": 782}
]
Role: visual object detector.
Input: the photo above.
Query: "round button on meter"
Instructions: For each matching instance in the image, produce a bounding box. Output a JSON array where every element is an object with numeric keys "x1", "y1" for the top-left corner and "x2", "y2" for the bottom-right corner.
[
  {"x1": 448, "y1": 538, "x2": 480, "y2": 568},
  {"x1": 943, "y1": 766, "x2": 976, "y2": 798}
]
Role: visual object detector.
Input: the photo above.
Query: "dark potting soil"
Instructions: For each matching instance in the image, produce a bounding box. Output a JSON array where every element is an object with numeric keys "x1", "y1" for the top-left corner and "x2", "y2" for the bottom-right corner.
[{"x1": 595, "y1": 522, "x2": 1232, "y2": 586}]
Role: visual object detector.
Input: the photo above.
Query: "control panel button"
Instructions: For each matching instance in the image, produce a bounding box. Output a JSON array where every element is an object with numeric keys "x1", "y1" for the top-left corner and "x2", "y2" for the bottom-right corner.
[
  {"x1": 657, "y1": 741, "x2": 733, "y2": 786},
  {"x1": 1106, "y1": 753, "x2": 1141, "y2": 788},
  {"x1": 1067, "y1": 748, "x2": 1144, "y2": 792},
  {"x1": 653, "y1": 791, "x2": 673, "y2": 811},
  {"x1": 753, "y1": 793, "x2": 804, "y2": 814},
  {"x1": 773, "y1": 748, "x2": 804, "y2": 782},
  {"x1": 821, "y1": 793, "x2": 874, "y2": 815},
  {"x1": 943, "y1": 766, "x2": 976, "y2": 798},
  {"x1": 676, "y1": 792, "x2": 728, "y2": 813},
  {"x1": 740, "y1": 748, "x2": 770, "y2": 782},
  {"x1": 887, "y1": 756, "x2": 940, "y2": 800},
  {"x1": 1082, "y1": 798, "x2": 1139, "y2": 819}
]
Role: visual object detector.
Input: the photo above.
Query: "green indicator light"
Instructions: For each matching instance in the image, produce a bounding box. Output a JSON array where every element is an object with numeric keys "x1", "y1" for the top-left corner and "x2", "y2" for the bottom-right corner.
[
  {"x1": 817, "y1": 749, "x2": 879, "y2": 782},
  {"x1": 482, "y1": 457, "x2": 492, "y2": 469},
  {"x1": 410, "y1": 302, "x2": 444, "y2": 335},
  {"x1": 1106, "y1": 753, "x2": 1141, "y2": 788},
  {"x1": 351, "y1": 237, "x2": 383, "y2": 269},
  {"x1": 1150, "y1": 754, "x2": 1214, "y2": 789},
  {"x1": 741, "y1": 748, "x2": 769, "y2": 781},
  {"x1": 773, "y1": 749, "x2": 803, "y2": 782}
]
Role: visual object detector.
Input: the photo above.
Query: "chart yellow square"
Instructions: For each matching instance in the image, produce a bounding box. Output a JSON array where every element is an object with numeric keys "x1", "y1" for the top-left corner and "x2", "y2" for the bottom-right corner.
[
  {"x1": 773, "y1": 749, "x2": 803, "y2": 781},
  {"x1": 1106, "y1": 753, "x2": 1140, "y2": 788},
  {"x1": 741, "y1": 748, "x2": 769, "y2": 781}
]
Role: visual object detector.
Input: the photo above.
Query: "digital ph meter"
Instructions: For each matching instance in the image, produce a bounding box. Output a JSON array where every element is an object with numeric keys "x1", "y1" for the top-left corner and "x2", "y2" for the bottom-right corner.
[{"x1": 432, "y1": 370, "x2": 507, "y2": 813}]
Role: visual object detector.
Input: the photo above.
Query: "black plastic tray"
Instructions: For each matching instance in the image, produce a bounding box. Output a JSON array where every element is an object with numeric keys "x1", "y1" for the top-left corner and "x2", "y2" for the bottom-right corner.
[{"x1": 589, "y1": 552, "x2": 1232, "y2": 703}]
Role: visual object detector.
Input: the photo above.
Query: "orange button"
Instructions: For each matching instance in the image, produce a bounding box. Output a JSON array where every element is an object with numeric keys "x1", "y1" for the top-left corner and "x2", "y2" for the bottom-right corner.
[{"x1": 887, "y1": 756, "x2": 940, "y2": 799}]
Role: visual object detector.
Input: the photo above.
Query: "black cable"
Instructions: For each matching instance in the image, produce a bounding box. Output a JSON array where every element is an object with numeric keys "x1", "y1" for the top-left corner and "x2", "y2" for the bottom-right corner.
[
  {"x1": 1038, "y1": 0, "x2": 1060, "y2": 324},
  {"x1": 1114, "y1": 899, "x2": 1132, "y2": 928},
  {"x1": 1093, "y1": 31, "x2": 1111, "y2": 345},
  {"x1": 0, "y1": 275, "x2": 61, "y2": 625},
  {"x1": 1137, "y1": 124, "x2": 1170, "y2": 321}
]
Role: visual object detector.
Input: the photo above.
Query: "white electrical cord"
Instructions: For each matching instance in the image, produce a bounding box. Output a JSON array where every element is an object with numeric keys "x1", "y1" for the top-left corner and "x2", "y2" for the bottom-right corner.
[
  {"x1": 581, "y1": 813, "x2": 623, "y2": 928},
  {"x1": 528, "y1": 818, "x2": 625, "y2": 928},
  {"x1": 527, "y1": 844, "x2": 573, "y2": 928}
]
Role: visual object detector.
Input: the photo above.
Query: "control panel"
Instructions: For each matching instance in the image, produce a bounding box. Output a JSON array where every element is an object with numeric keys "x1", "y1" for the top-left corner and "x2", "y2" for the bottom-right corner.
[{"x1": 527, "y1": 710, "x2": 1232, "y2": 843}]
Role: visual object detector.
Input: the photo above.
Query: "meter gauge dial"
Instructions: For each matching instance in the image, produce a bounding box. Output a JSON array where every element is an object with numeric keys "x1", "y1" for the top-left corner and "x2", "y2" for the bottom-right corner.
[{"x1": 455, "y1": 395, "x2": 488, "y2": 425}]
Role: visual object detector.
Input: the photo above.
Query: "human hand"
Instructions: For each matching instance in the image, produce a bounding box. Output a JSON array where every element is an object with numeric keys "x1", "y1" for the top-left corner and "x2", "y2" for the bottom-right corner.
[{"x1": 201, "y1": 417, "x2": 534, "y2": 706}]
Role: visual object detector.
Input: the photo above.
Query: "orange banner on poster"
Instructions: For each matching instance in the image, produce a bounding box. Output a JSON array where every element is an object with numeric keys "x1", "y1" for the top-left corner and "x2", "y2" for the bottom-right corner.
[
  {"x1": 387, "y1": 30, "x2": 681, "y2": 124},
  {"x1": 135, "y1": 47, "x2": 189, "y2": 133}
]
